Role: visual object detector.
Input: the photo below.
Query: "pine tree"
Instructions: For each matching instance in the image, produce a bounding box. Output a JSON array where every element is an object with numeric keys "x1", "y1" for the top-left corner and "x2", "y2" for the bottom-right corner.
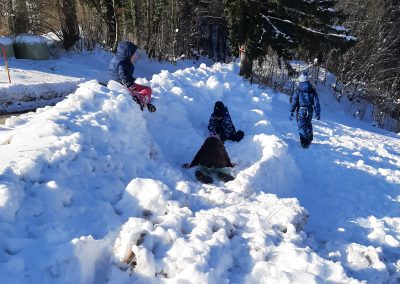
[{"x1": 224, "y1": 0, "x2": 355, "y2": 78}]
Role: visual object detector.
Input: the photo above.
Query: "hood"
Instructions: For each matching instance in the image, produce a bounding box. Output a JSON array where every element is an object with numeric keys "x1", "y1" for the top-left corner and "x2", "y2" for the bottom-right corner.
[
  {"x1": 213, "y1": 101, "x2": 228, "y2": 117},
  {"x1": 115, "y1": 41, "x2": 138, "y2": 61}
]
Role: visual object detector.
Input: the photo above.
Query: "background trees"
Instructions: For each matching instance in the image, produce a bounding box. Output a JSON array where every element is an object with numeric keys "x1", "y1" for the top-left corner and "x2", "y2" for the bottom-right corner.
[
  {"x1": 0, "y1": 0, "x2": 399, "y2": 129},
  {"x1": 330, "y1": 0, "x2": 400, "y2": 126},
  {"x1": 224, "y1": 0, "x2": 354, "y2": 78}
]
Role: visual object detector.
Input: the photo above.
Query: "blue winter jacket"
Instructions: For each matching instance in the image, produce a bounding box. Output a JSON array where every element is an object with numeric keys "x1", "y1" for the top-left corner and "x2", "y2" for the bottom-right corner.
[
  {"x1": 290, "y1": 81, "x2": 321, "y2": 116},
  {"x1": 108, "y1": 41, "x2": 138, "y2": 88},
  {"x1": 208, "y1": 107, "x2": 236, "y2": 140}
]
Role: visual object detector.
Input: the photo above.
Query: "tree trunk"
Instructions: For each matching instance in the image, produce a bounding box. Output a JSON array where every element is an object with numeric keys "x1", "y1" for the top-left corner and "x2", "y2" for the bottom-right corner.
[
  {"x1": 128, "y1": 0, "x2": 137, "y2": 41},
  {"x1": 145, "y1": 0, "x2": 151, "y2": 53},
  {"x1": 208, "y1": 24, "x2": 214, "y2": 60},
  {"x1": 7, "y1": 0, "x2": 15, "y2": 34},
  {"x1": 14, "y1": 0, "x2": 28, "y2": 34},
  {"x1": 57, "y1": 0, "x2": 80, "y2": 50},
  {"x1": 216, "y1": 25, "x2": 220, "y2": 62},
  {"x1": 103, "y1": 0, "x2": 117, "y2": 50},
  {"x1": 239, "y1": 45, "x2": 253, "y2": 79},
  {"x1": 112, "y1": 0, "x2": 119, "y2": 51}
]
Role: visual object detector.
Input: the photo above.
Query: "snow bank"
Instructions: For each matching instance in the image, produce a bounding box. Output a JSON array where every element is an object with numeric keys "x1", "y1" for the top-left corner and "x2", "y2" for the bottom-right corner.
[
  {"x1": 110, "y1": 192, "x2": 309, "y2": 283},
  {"x1": 105, "y1": 63, "x2": 357, "y2": 283},
  {"x1": 0, "y1": 62, "x2": 315, "y2": 283},
  {"x1": 1, "y1": 52, "x2": 398, "y2": 283},
  {"x1": 0, "y1": 79, "x2": 161, "y2": 282},
  {"x1": 0, "y1": 181, "x2": 24, "y2": 222}
]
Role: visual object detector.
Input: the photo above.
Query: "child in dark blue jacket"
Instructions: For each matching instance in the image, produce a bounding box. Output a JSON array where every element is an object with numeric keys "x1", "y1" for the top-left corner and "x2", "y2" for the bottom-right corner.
[
  {"x1": 108, "y1": 41, "x2": 156, "y2": 112},
  {"x1": 289, "y1": 72, "x2": 321, "y2": 148},
  {"x1": 208, "y1": 101, "x2": 244, "y2": 143}
]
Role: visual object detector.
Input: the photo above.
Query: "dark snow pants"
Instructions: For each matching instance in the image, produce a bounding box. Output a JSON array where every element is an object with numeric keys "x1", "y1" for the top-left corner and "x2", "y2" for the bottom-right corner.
[{"x1": 297, "y1": 107, "x2": 313, "y2": 147}]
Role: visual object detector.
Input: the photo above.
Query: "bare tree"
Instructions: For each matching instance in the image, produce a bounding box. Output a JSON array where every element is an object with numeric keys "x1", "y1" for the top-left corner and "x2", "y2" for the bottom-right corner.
[{"x1": 332, "y1": 0, "x2": 400, "y2": 128}]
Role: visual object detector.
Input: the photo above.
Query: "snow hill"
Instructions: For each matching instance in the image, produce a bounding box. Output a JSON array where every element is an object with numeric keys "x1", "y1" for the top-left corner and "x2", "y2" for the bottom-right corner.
[{"x1": 0, "y1": 51, "x2": 399, "y2": 283}]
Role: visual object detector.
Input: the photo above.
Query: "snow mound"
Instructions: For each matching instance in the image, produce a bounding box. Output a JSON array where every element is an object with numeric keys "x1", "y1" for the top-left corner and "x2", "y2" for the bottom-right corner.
[
  {"x1": 2, "y1": 57, "x2": 397, "y2": 283},
  {"x1": 110, "y1": 192, "x2": 309, "y2": 283}
]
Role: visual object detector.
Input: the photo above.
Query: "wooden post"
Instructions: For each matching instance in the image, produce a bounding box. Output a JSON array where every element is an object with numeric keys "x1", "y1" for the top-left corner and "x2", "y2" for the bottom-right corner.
[{"x1": 2, "y1": 46, "x2": 11, "y2": 84}]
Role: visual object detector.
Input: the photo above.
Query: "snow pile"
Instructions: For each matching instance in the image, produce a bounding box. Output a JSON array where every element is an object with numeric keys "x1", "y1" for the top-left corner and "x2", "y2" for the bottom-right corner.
[
  {"x1": 0, "y1": 52, "x2": 399, "y2": 283},
  {"x1": 0, "y1": 80, "x2": 162, "y2": 283},
  {"x1": 110, "y1": 193, "x2": 311, "y2": 283},
  {"x1": 0, "y1": 65, "x2": 317, "y2": 283}
]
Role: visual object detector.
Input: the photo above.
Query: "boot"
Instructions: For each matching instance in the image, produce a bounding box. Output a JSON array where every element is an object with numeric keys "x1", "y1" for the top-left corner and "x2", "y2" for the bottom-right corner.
[
  {"x1": 217, "y1": 171, "x2": 235, "y2": 182},
  {"x1": 147, "y1": 103, "x2": 156, "y2": 112},
  {"x1": 195, "y1": 170, "x2": 213, "y2": 184},
  {"x1": 232, "y1": 130, "x2": 244, "y2": 142}
]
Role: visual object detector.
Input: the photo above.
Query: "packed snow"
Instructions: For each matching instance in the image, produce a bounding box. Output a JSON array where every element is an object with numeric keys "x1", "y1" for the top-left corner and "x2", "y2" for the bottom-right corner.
[{"x1": 0, "y1": 49, "x2": 399, "y2": 283}]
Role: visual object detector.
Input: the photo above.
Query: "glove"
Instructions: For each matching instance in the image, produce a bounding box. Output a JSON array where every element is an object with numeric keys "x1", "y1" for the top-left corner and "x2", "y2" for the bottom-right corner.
[
  {"x1": 130, "y1": 87, "x2": 145, "y2": 111},
  {"x1": 289, "y1": 113, "x2": 294, "y2": 121},
  {"x1": 315, "y1": 114, "x2": 320, "y2": 120},
  {"x1": 147, "y1": 103, "x2": 156, "y2": 112},
  {"x1": 128, "y1": 86, "x2": 139, "y2": 97}
]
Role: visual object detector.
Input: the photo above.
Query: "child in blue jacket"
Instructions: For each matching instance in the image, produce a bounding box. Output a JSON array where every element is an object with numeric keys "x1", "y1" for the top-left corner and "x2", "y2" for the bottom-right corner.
[
  {"x1": 108, "y1": 41, "x2": 156, "y2": 112},
  {"x1": 290, "y1": 72, "x2": 321, "y2": 148},
  {"x1": 208, "y1": 101, "x2": 244, "y2": 142}
]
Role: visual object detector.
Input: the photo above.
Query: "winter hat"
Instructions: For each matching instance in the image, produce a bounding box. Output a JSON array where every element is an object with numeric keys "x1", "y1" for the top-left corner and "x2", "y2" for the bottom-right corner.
[
  {"x1": 213, "y1": 101, "x2": 225, "y2": 117},
  {"x1": 297, "y1": 71, "x2": 308, "y2": 83}
]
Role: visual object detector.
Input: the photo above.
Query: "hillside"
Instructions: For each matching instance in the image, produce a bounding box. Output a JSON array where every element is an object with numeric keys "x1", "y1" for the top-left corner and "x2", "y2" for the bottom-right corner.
[{"x1": 0, "y1": 52, "x2": 399, "y2": 283}]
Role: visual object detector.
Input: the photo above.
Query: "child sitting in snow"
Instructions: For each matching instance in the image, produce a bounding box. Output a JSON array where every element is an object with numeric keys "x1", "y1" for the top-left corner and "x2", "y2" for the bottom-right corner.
[
  {"x1": 182, "y1": 133, "x2": 236, "y2": 184},
  {"x1": 208, "y1": 101, "x2": 244, "y2": 142},
  {"x1": 108, "y1": 41, "x2": 156, "y2": 112}
]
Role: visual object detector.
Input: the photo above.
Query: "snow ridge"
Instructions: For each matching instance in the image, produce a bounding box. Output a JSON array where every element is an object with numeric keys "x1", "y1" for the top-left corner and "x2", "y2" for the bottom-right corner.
[{"x1": 1, "y1": 59, "x2": 399, "y2": 283}]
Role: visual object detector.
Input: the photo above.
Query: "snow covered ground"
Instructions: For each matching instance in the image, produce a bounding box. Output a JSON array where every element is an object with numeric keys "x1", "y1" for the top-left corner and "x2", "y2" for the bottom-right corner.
[
  {"x1": 0, "y1": 50, "x2": 399, "y2": 283},
  {"x1": 0, "y1": 49, "x2": 211, "y2": 113}
]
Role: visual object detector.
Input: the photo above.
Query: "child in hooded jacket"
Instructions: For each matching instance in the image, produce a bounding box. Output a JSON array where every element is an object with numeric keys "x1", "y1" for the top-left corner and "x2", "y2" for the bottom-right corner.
[
  {"x1": 108, "y1": 41, "x2": 156, "y2": 112},
  {"x1": 182, "y1": 133, "x2": 236, "y2": 184},
  {"x1": 289, "y1": 71, "x2": 321, "y2": 148},
  {"x1": 208, "y1": 101, "x2": 244, "y2": 142}
]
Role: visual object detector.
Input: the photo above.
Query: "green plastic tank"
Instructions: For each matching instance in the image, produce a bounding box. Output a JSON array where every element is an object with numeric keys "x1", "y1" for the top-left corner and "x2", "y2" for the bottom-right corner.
[{"x1": 14, "y1": 34, "x2": 50, "y2": 60}]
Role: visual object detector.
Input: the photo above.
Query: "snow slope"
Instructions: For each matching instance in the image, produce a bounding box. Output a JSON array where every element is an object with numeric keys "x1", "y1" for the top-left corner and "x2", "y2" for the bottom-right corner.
[{"x1": 0, "y1": 51, "x2": 399, "y2": 283}]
